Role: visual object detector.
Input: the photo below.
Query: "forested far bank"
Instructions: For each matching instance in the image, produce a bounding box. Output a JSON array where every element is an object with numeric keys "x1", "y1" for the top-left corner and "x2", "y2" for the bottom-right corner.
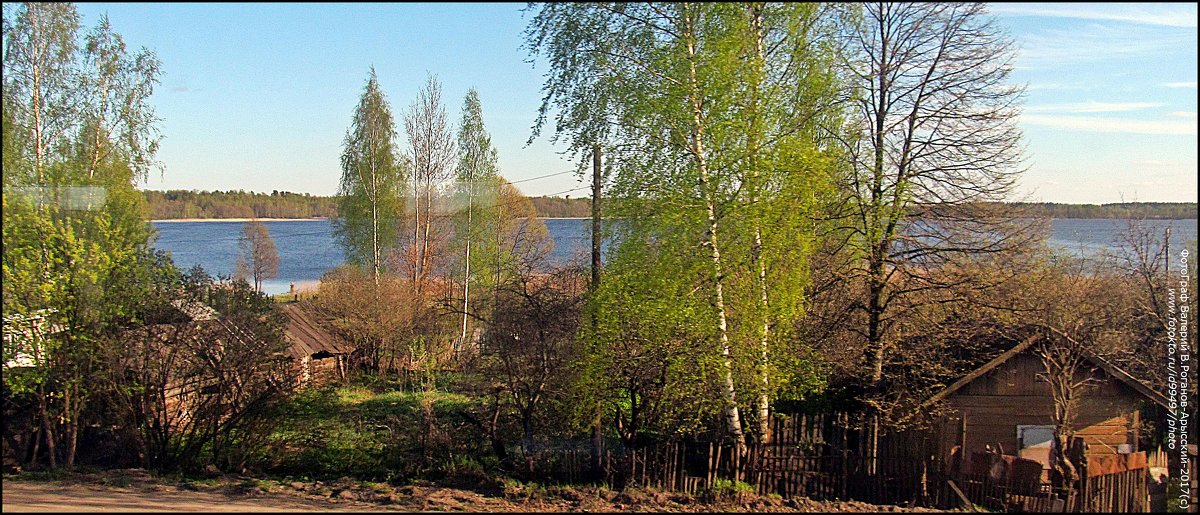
[
  {"x1": 141, "y1": 190, "x2": 591, "y2": 219},
  {"x1": 142, "y1": 190, "x2": 338, "y2": 219},
  {"x1": 1004, "y1": 201, "x2": 1197, "y2": 219},
  {"x1": 142, "y1": 189, "x2": 1195, "y2": 220}
]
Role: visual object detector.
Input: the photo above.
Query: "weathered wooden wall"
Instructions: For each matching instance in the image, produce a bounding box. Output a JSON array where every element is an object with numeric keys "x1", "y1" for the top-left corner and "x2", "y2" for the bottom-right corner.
[{"x1": 939, "y1": 354, "x2": 1142, "y2": 462}]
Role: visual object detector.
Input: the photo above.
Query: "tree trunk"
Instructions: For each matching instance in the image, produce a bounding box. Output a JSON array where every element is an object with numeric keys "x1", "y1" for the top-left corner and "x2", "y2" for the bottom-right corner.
[
  {"x1": 38, "y1": 391, "x2": 57, "y2": 468},
  {"x1": 683, "y1": 6, "x2": 745, "y2": 453},
  {"x1": 65, "y1": 383, "x2": 79, "y2": 468},
  {"x1": 755, "y1": 226, "x2": 772, "y2": 443},
  {"x1": 88, "y1": 76, "x2": 111, "y2": 179},
  {"x1": 522, "y1": 411, "x2": 535, "y2": 475},
  {"x1": 419, "y1": 182, "x2": 433, "y2": 294},
  {"x1": 743, "y1": 3, "x2": 773, "y2": 445},
  {"x1": 461, "y1": 191, "x2": 473, "y2": 345},
  {"x1": 30, "y1": 8, "x2": 45, "y2": 183},
  {"x1": 591, "y1": 143, "x2": 605, "y2": 478},
  {"x1": 371, "y1": 154, "x2": 381, "y2": 286},
  {"x1": 412, "y1": 175, "x2": 421, "y2": 285}
]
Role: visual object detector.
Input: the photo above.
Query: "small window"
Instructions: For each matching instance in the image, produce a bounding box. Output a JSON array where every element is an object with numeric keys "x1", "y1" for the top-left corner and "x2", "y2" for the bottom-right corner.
[{"x1": 1017, "y1": 425, "x2": 1055, "y2": 471}]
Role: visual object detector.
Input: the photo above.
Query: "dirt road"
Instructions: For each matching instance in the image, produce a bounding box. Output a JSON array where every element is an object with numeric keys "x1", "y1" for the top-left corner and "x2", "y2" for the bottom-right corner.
[
  {"x1": 1, "y1": 480, "x2": 378, "y2": 512},
  {"x1": 1, "y1": 470, "x2": 948, "y2": 512}
]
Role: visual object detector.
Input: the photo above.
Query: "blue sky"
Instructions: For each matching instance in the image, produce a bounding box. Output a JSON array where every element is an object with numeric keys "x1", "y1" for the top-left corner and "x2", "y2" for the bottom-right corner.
[{"x1": 72, "y1": 2, "x2": 1197, "y2": 204}]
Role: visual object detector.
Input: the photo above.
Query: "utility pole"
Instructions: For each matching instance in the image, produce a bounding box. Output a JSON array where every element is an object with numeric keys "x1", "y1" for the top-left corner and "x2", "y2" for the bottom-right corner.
[
  {"x1": 592, "y1": 143, "x2": 602, "y2": 289},
  {"x1": 590, "y1": 143, "x2": 604, "y2": 481}
]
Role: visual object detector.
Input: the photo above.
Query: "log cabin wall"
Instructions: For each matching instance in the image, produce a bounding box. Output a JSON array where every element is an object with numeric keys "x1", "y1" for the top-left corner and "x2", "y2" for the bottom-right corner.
[{"x1": 938, "y1": 354, "x2": 1142, "y2": 464}]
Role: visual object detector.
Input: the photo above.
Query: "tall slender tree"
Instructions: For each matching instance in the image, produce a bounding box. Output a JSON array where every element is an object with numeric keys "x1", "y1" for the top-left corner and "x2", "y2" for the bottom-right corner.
[
  {"x1": 526, "y1": 2, "x2": 842, "y2": 454},
  {"x1": 830, "y1": 3, "x2": 1034, "y2": 431},
  {"x1": 452, "y1": 88, "x2": 500, "y2": 344},
  {"x1": 78, "y1": 14, "x2": 160, "y2": 182},
  {"x1": 2, "y1": 2, "x2": 80, "y2": 184},
  {"x1": 335, "y1": 67, "x2": 406, "y2": 286},
  {"x1": 3, "y1": 2, "x2": 163, "y2": 468},
  {"x1": 403, "y1": 73, "x2": 456, "y2": 295}
]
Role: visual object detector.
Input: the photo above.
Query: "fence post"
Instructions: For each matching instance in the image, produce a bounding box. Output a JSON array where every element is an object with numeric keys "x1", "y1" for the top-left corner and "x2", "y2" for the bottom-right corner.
[{"x1": 841, "y1": 449, "x2": 849, "y2": 500}]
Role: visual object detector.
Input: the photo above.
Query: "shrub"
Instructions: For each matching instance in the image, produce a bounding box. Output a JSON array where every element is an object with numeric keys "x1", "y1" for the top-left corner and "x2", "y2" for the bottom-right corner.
[{"x1": 702, "y1": 478, "x2": 755, "y2": 504}]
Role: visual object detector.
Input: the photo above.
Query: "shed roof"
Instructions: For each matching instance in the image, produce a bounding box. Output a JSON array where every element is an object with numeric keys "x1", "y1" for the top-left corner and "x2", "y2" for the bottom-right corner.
[
  {"x1": 279, "y1": 303, "x2": 353, "y2": 360},
  {"x1": 922, "y1": 335, "x2": 1170, "y2": 411},
  {"x1": 171, "y1": 298, "x2": 219, "y2": 321}
]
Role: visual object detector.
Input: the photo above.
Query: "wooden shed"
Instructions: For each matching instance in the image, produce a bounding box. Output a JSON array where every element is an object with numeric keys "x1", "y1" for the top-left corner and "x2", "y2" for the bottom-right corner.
[
  {"x1": 279, "y1": 303, "x2": 353, "y2": 386},
  {"x1": 923, "y1": 336, "x2": 1169, "y2": 472}
]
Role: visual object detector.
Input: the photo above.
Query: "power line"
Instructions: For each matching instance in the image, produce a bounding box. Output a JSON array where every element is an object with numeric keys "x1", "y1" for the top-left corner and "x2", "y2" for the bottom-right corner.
[{"x1": 507, "y1": 169, "x2": 577, "y2": 184}]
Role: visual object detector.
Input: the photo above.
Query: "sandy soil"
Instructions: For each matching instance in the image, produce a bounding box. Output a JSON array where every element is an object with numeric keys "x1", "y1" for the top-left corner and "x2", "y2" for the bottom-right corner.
[
  {"x1": 1, "y1": 470, "x2": 951, "y2": 513},
  {"x1": 1, "y1": 481, "x2": 364, "y2": 512}
]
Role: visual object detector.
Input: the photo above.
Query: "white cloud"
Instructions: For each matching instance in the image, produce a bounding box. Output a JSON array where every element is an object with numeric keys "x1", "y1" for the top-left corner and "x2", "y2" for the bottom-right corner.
[
  {"x1": 1164, "y1": 82, "x2": 1199, "y2": 88},
  {"x1": 1171, "y1": 111, "x2": 1199, "y2": 118},
  {"x1": 1025, "y1": 101, "x2": 1163, "y2": 113},
  {"x1": 990, "y1": 3, "x2": 1198, "y2": 28},
  {"x1": 1021, "y1": 114, "x2": 1198, "y2": 135},
  {"x1": 1026, "y1": 82, "x2": 1092, "y2": 91},
  {"x1": 1014, "y1": 23, "x2": 1193, "y2": 67}
]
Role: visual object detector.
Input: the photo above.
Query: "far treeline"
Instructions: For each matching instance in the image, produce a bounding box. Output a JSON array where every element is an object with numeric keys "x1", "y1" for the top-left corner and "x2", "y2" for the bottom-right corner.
[
  {"x1": 142, "y1": 190, "x2": 592, "y2": 219},
  {"x1": 142, "y1": 190, "x2": 1195, "y2": 220},
  {"x1": 1005, "y1": 201, "x2": 1197, "y2": 219},
  {"x1": 142, "y1": 189, "x2": 338, "y2": 219}
]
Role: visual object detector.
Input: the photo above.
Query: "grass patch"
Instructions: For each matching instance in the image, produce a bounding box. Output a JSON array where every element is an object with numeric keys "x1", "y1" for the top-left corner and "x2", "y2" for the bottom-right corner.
[
  {"x1": 257, "y1": 382, "x2": 488, "y2": 483},
  {"x1": 701, "y1": 478, "x2": 755, "y2": 504}
]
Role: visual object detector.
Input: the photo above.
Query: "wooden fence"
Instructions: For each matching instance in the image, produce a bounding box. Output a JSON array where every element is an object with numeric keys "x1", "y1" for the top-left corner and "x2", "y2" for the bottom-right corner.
[
  {"x1": 944, "y1": 466, "x2": 1148, "y2": 512},
  {"x1": 521, "y1": 412, "x2": 1155, "y2": 512}
]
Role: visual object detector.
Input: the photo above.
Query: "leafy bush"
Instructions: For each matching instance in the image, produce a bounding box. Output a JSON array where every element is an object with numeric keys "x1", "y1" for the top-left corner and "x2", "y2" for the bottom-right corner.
[{"x1": 702, "y1": 478, "x2": 755, "y2": 503}]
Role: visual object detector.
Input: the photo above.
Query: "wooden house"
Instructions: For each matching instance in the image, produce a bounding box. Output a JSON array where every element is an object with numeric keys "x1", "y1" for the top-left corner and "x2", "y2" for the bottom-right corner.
[
  {"x1": 279, "y1": 303, "x2": 352, "y2": 386},
  {"x1": 922, "y1": 336, "x2": 1169, "y2": 473}
]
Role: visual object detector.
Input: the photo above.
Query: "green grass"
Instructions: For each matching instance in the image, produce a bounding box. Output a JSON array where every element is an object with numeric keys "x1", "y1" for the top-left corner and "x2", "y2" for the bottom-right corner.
[
  {"x1": 258, "y1": 380, "x2": 486, "y2": 483},
  {"x1": 702, "y1": 478, "x2": 755, "y2": 503}
]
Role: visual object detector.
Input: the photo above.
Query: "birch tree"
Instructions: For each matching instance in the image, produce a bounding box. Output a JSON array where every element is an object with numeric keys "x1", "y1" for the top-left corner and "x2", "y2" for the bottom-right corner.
[
  {"x1": 3, "y1": 2, "x2": 163, "y2": 468},
  {"x1": 526, "y1": 2, "x2": 841, "y2": 452},
  {"x1": 452, "y1": 88, "x2": 500, "y2": 344},
  {"x1": 2, "y1": 2, "x2": 80, "y2": 184},
  {"x1": 403, "y1": 73, "x2": 456, "y2": 295},
  {"x1": 335, "y1": 67, "x2": 405, "y2": 286},
  {"x1": 78, "y1": 14, "x2": 161, "y2": 182}
]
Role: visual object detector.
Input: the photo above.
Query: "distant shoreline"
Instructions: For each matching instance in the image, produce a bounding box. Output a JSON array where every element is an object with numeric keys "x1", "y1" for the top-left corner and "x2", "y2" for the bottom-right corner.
[
  {"x1": 149, "y1": 217, "x2": 593, "y2": 222},
  {"x1": 149, "y1": 217, "x2": 330, "y2": 223}
]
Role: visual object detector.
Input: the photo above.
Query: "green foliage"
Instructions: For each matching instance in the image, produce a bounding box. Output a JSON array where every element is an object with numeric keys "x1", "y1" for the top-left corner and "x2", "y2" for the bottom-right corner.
[
  {"x1": 2, "y1": 1, "x2": 166, "y2": 468},
  {"x1": 528, "y1": 196, "x2": 590, "y2": 218},
  {"x1": 575, "y1": 231, "x2": 723, "y2": 439},
  {"x1": 1005, "y1": 202, "x2": 1198, "y2": 220},
  {"x1": 528, "y1": 2, "x2": 842, "y2": 443},
  {"x1": 501, "y1": 477, "x2": 558, "y2": 502},
  {"x1": 702, "y1": 478, "x2": 755, "y2": 503},
  {"x1": 335, "y1": 67, "x2": 407, "y2": 281}
]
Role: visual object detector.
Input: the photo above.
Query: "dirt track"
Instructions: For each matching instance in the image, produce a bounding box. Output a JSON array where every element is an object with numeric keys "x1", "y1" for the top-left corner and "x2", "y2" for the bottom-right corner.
[
  {"x1": 1, "y1": 481, "x2": 378, "y2": 512},
  {"x1": 1, "y1": 470, "x2": 949, "y2": 512}
]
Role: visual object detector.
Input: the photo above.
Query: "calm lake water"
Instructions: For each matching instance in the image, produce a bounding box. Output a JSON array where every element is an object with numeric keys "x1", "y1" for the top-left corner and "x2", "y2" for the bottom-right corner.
[{"x1": 152, "y1": 218, "x2": 1198, "y2": 296}]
